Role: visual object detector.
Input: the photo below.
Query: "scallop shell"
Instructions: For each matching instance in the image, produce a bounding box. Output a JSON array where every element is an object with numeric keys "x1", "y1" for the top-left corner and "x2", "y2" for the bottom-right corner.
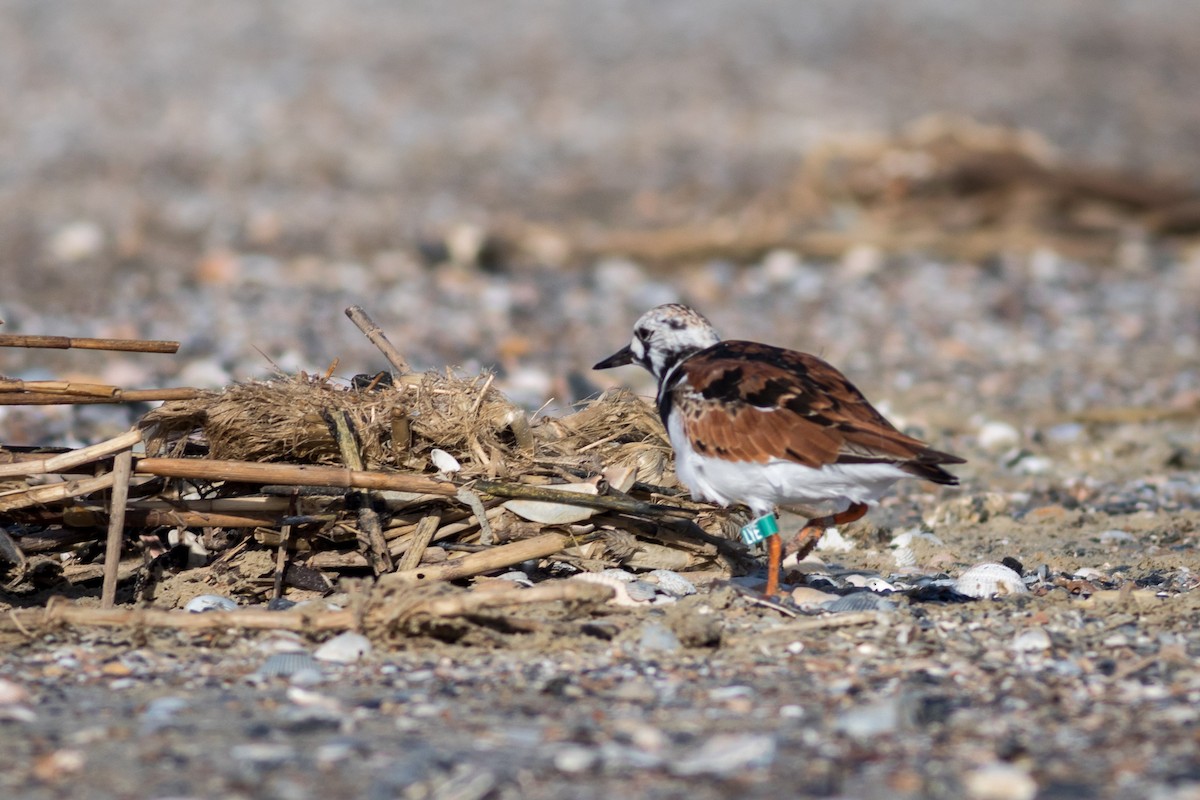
[
  {"x1": 954, "y1": 562, "x2": 1029, "y2": 598},
  {"x1": 644, "y1": 569, "x2": 697, "y2": 597},
  {"x1": 256, "y1": 652, "x2": 324, "y2": 679}
]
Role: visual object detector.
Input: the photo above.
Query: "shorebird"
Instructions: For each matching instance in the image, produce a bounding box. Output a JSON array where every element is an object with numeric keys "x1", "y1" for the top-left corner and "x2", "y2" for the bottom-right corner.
[{"x1": 594, "y1": 304, "x2": 963, "y2": 595}]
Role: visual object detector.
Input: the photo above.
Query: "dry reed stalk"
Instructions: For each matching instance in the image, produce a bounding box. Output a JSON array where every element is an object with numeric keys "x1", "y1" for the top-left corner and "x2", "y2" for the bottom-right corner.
[
  {"x1": 0, "y1": 388, "x2": 202, "y2": 406},
  {"x1": 0, "y1": 334, "x2": 180, "y2": 353},
  {"x1": 0, "y1": 473, "x2": 116, "y2": 512},
  {"x1": 101, "y1": 448, "x2": 134, "y2": 608},
  {"x1": 382, "y1": 531, "x2": 572, "y2": 584},
  {"x1": 0, "y1": 430, "x2": 142, "y2": 478},
  {"x1": 134, "y1": 457, "x2": 460, "y2": 495},
  {"x1": 397, "y1": 513, "x2": 441, "y2": 571}
]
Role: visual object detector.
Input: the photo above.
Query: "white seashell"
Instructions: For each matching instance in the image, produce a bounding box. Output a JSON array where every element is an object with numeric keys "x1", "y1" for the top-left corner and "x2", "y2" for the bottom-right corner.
[
  {"x1": 495, "y1": 571, "x2": 534, "y2": 587},
  {"x1": 429, "y1": 448, "x2": 461, "y2": 474},
  {"x1": 889, "y1": 528, "x2": 945, "y2": 568},
  {"x1": 184, "y1": 594, "x2": 238, "y2": 613},
  {"x1": 815, "y1": 527, "x2": 855, "y2": 553},
  {"x1": 1099, "y1": 529, "x2": 1134, "y2": 544},
  {"x1": 954, "y1": 563, "x2": 1030, "y2": 598},
  {"x1": 644, "y1": 569, "x2": 696, "y2": 597},
  {"x1": 313, "y1": 632, "x2": 372, "y2": 664},
  {"x1": 599, "y1": 568, "x2": 637, "y2": 582},
  {"x1": 503, "y1": 482, "x2": 599, "y2": 524}
]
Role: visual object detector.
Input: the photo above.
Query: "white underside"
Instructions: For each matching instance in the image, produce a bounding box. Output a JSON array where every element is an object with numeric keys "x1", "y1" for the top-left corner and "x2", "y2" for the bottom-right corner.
[{"x1": 667, "y1": 413, "x2": 909, "y2": 517}]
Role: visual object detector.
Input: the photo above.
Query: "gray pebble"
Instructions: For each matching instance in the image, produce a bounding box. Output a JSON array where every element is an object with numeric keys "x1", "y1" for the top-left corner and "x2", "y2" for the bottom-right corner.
[{"x1": 637, "y1": 622, "x2": 682, "y2": 654}]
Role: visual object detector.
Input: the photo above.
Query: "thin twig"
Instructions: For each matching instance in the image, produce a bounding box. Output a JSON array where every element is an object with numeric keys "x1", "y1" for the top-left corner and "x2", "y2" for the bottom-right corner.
[{"x1": 345, "y1": 306, "x2": 411, "y2": 374}]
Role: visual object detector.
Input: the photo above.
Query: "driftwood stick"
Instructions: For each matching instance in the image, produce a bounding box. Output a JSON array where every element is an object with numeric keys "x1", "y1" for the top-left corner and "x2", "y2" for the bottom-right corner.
[
  {"x1": 382, "y1": 532, "x2": 572, "y2": 584},
  {"x1": 100, "y1": 448, "x2": 134, "y2": 608},
  {"x1": 345, "y1": 305, "x2": 411, "y2": 374},
  {"x1": 0, "y1": 334, "x2": 180, "y2": 353},
  {"x1": 397, "y1": 513, "x2": 441, "y2": 571},
  {"x1": 0, "y1": 388, "x2": 202, "y2": 406},
  {"x1": 0, "y1": 430, "x2": 143, "y2": 478},
  {"x1": 0, "y1": 580, "x2": 614, "y2": 635},
  {"x1": 135, "y1": 458, "x2": 460, "y2": 496}
]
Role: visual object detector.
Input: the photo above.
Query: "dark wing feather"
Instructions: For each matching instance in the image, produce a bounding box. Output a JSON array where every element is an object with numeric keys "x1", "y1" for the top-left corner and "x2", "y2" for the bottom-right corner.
[{"x1": 670, "y1": 341, "x2": 964, "y2": 484}]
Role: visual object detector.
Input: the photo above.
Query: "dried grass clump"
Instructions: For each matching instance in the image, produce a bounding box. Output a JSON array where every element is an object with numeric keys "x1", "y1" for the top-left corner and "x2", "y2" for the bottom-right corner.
[
  {"x1": 139, "y1": 375, "x2": 677, "y2": 486},
  {"x1": 141, "y1": 371, "x2": 528, "y2": 475}
]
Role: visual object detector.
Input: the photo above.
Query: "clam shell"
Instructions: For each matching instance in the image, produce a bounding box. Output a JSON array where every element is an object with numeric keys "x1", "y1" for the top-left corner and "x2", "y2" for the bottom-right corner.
[
  {"x1": 504, "y1": 482, "x2": 599, "y2": 524},
  {"x1": 954, "y1": 562, "x2": 1029, "y2": 598}
]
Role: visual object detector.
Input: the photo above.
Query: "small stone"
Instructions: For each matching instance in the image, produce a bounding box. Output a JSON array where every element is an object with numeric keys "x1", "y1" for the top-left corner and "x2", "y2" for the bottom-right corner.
[
  {"x1": 1011, "y1": 627, "x2": 1052, "y2": 652},
  {"x1": 553, "y1": 745, "x2": 598, "y2": 774},
  {"x1": 183, "y1": 594, "x2": 238, "y2": 613},
  {"x1": 1099, "y1": 529, "x2": 1135, "y2": 544},
  {"x1": 834, "y1": 699, "x2": 900, "y2": 739},
  {"x1": 0, "y1": 678, "x2": 30, "y2": 705},
  {"x1": 791, "y1": 587, "x2": 839, "y2": 606},
  {"x1": 313, "y1": 632, "x2": 372, "y2": 664},
  {"x1": 977, "y1": 421, "x2": 1020, "y2": 452},
  {"x1": 637, "y1": 621, "x2": 682, "y2": 654},
  {"x1": 962, "y1": 763, "x2": 1038, "y2": 800}
]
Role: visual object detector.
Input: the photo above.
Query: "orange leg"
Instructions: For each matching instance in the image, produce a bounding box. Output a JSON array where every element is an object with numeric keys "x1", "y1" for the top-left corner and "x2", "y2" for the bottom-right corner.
[
  {"x1": 764, "y1": 533, "x2": 783, "y2": 596},
  {"x1": 791, "y1": 502, "x2": 870, "y2": 568}
]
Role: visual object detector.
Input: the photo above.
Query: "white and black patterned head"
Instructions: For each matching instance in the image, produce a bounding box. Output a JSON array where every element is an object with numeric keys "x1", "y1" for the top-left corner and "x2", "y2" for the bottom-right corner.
[{"x1": 594, "y1": 304, "x2": 721, "y2": 381}]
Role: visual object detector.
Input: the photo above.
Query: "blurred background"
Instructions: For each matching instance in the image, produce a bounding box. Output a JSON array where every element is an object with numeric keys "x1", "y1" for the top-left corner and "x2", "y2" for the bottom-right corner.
[{"x1": 2, "y1": 0, "x2": 1199, "y2": 444}]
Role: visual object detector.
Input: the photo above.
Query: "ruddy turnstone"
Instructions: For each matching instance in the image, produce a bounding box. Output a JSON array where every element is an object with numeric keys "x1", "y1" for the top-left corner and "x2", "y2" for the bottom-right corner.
[{"x1": 594, "y1": 304, "x2": 964, "y2": 595}]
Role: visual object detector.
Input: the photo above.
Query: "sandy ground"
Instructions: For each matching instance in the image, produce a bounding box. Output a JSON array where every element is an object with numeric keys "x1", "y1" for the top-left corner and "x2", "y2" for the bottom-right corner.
[{"x1": 3, "y1": 4, "x2": 1200, "y2": 799}]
